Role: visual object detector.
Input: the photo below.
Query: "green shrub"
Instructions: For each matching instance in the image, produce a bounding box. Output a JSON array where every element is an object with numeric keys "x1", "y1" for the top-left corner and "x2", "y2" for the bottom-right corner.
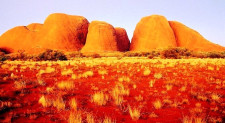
[{"x1": 37, "y1": 49, "x2": 67, "y2": 61}]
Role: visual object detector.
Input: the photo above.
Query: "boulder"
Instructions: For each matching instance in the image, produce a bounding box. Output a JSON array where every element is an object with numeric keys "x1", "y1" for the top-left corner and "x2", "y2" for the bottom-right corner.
[
  {"x1": 81, "y1": 21, "x2": 119, "y2": 53},
  {"x1": 130, "y1": 15, "x2": 177, "y2": 51},
  {"x1": 169, "y1": 21, "x2": 225, "y2": 51},
  {"x1": 115, "y1": 27, "x2": 130, "y2": 51}
]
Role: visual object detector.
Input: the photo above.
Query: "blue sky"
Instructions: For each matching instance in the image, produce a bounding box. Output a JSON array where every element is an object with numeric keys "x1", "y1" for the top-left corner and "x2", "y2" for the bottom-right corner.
[{"x1": 0, "y1": 0, "x2": 225, "y2": 46}]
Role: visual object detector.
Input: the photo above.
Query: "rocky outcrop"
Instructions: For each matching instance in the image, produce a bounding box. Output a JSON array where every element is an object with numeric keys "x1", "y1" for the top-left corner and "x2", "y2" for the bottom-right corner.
[
  {"x1": 27, "y1": 23, "x2": 43, "y2": 31},
  {"x1": 37, "y1": 13, "x2": 89, "y2": 52},
  {"x1": 169, "y1": 21, "x2": 225, "y2": 51},
  {"x1": 81, "y1": 21, "x2": 119, "y2": 53},
  {"x1": 0, "y1": 13, "x2": 89, "y2": 54},
  {"x1": 1, "y1": 13, "x2": 224, "y2": 54},
  {"x1": 130, "y1": 15, "x2": 177, "y2": 51},
  {"x1": 115, "y1": 27, "x2": 130, "y2": 51},
  {"x1": 0, "y1": 26, "x2": 36, "y2": 53}
]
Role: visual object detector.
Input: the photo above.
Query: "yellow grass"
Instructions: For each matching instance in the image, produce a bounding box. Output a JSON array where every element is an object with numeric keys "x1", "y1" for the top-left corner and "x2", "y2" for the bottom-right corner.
[
  {"x1": 70, "y1": 98, "x2": 77, "y2": 110},
  {"x1": 61, "y1": 69, "x2": 73, "y2": 76},
  {"x1": 69, "y1": 111, "x2": 82, "y2": 123},
  {"x1": 38, "y1": 95, "x2": 51, "y2": 107},
  {"x1": 111, "y1": 84, "x2": 129, "y2": 105},
  {"x1": 211, "y1": 93, "x2": 220, "y2": 102},
  {"x1": 165, "y1": 84, "x2": 173, "y2": 91},
  {"x1": 37, "y1": 78, "x2": 45, "y2": 86},
  {"x1": 149, "y1": 112, "x2": 158, "y2": 118},
  {"x1": 14, "y1": 81, "x2": 26, "y2": 90},
  {"x1": 1, "y1": 64, "x2": 9, "y2": 69},
  {"x1": 98, "y1": 69, "x2": 108, "y2": 75},
  {"x1": 179, "y1": 86, "x2": 187, "y2": 92},
  {"x1": 154, "y1": 73, "x2": 163, "y2": 79},
  {"x1": 71, "y1": 74, "x2": 77, "y2": 79},
  {"x1": 45, "y1": 67, "x2": 55, "y2": 73},
  {"x1": 82, "y1": 71, "x2": 94, "y2": 78},
  {"x1": 208, "y1": 66, "x2": 214, "y2": 70},
  {"x1": 118, "y1": 76, "x2": 130, "y2": 82},
  {"x1": 38, "y1": 66, "x2": 55, "y2": 75},
  {"x1": 46, "y1": 87, "x2": 54, "y2": 93},
  {"x1": 153, "y1": 99, "x2": 162, "y2": 109},
  {"x1": 86, "y1": 113, "x2": 95, "y2": 123},
  {"x1": 182, "y1": 116, "x2": 206, "y2": 123},
  {"x1": 103, "y1": 117, "x2": 115, "y2": 123},
  {"x1": 128, "y1": 106, "x2": 141, "y2": 121},
  {"x1": 53, "y1": 96, "x2": 65, "y2": 110},
  {"x1": 57, "y1": 81, "x2": 75, "y2": 90},
  {"x1": 149, "y1": 80, "x2": 155, "y2": 88},
  {"x1": 143, "y1": 69, "x2": 151, "y2": 76},
  {"x1": 92, "y1": 92, "x2": 109, "y2": 106},
  {"x1": 134, "y1": 95, "x2": 143, "y2": 102}
]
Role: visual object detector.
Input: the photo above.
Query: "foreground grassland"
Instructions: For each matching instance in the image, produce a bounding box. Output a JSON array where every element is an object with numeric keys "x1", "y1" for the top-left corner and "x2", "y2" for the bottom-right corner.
[{"x1": 0, "y1": 57, "x2": 225, "y2": 122}]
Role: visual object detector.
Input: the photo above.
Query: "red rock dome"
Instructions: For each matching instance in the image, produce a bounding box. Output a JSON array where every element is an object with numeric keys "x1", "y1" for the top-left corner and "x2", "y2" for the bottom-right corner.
[
  {"x1": 130, "y1": 15, "x2": 177, "y2": 51},
  {"x1": 81, "y1": 21, "x2": 119, "y2": 53},
  {"x1": 0, "y1": 26, "x2": 36, "y2": 53},
  {"x1": 0, "y1": 13, "x2": 89, "y2": 54},
  {"x1": 169, "y1": 21, "x2": 225, "y2": 51},
  {"x1": 27, "y1": 23, "x2": 43, "y2": 32},
  {"x1": 115, "y1": 27, "x2": 130, "y2": 51}
]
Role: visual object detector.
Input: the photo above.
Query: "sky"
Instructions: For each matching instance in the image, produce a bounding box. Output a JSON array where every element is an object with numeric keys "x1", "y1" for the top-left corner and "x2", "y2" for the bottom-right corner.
[{"x1": 0, "y1": 0, "x2": 225, "y2": 46}]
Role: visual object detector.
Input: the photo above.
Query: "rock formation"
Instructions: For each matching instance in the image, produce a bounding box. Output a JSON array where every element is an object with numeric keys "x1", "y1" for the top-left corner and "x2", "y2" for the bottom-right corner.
[
  {"x1": 37, "y1": 13, "x2": 89, "y2": 52},
  {"x1": 0, "y1": 13, "x2": 89, "y2": 54},
  {"x1": 81, "y1": 21, "x2": 119, "y2": 53},
  {"x1": 169, "y1": 21, "x2": 225, "y2": 51},
  {"x1": 1, "y1": 13, "x2": 224, "y2": 54},
  {"x1": 115, "y1": 27, "x2": 130, "y2": 51},
  {"x1": 0, "y1": 26, "x2": 36, "y2": 53},
  {"x1": 27, "y1": 23, "x2": 43, "y2": 32},
  {"x1": 130, "y1": 15, "x2": 177, "y2": 52}
]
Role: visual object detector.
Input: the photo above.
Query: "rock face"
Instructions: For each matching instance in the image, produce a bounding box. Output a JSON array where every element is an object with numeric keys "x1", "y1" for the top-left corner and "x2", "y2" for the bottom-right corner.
[
  {"x1": 0, "y1": 26, "x2": 36, "y2": 53},
  {"x1": 37, "y1": 13, "x2": 89, "y2": 52},
  {"x1": 115, "y1": 27, "x2": 130, "y2": 51},
  {"x1": 0, "y1": 13, "x2": 89, "y2": 54},
  {"x1": 169, "y1": 21, "x2": 225, "y2": 51},
  {"x1": 130, "y1": 15, "x2": 177, "y2": 51},
  {"x1": 27, "y1": 23, "x2": 43, "y2": 31},
  {"x1": 81, "y1": 21, "x2": 119, "y2": 53},
  {"x1": 1, "y1": 13, "x2": 225, "y2": 54},
  {"x1": 130, "y1": 15, "x2": 225, "y2": 52}
]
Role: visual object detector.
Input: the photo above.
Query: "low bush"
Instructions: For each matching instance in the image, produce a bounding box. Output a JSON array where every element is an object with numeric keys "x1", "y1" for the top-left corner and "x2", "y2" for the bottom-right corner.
[
  {"x1": 6, "y1": 50, "x2": 33, "y2": 61},
  {"x1": 160, "y1": 48, "x2": 192, "y2": 59},
  {"x1": 206, "y1": 52, "x2": 224, "y2": 58},
  {"x1": 37, "y1": 49, "x2": 67, "y2": 61},
  {"x1": 148, "y1": 51, "x2": 160, "y2": 59},
  {"x1": 66, "y1": 51, "x2": 84, "y2": 59},
  {"x1": 123, "y1": 52, "x2": 152, "y2": 57},
  {"x1": 0, "y1": 52, "x2": 7, "y2": 61}
]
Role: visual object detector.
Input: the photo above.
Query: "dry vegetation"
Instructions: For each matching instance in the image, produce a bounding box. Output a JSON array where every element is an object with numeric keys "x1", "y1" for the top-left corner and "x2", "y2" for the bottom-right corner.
[
  {"x1": 0, "y1": 52, "x2": 224, "y2": 122},
  {"x1": 1, "y1": 48, "x2": 225, "y2": 62}
]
